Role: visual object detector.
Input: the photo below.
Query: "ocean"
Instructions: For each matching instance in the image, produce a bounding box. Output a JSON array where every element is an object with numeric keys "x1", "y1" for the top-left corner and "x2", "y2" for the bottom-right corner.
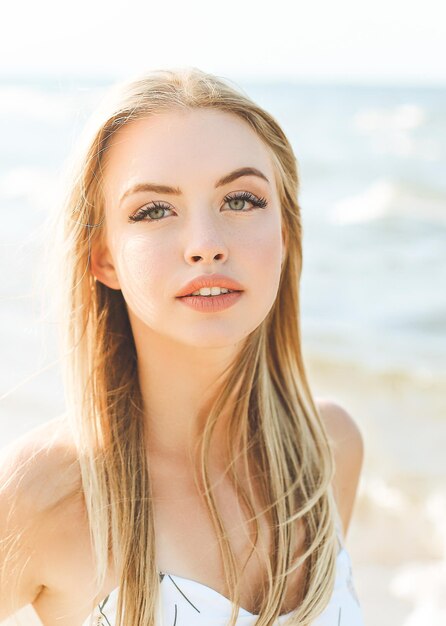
[{"x1": 0, "y1": 76, "x2": 445, "y2": 625}]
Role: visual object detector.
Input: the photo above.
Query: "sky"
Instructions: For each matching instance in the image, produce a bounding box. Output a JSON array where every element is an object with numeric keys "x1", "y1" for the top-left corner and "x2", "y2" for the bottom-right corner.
[{"x1": 1, "y1": 0, "x2": 445, "y2": 85}]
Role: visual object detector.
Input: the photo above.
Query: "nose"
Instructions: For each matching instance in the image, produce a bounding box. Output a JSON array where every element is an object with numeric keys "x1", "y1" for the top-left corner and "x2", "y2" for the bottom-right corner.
[{"x1": 183, "y1": 217, "x2": 229, "y2": 265}]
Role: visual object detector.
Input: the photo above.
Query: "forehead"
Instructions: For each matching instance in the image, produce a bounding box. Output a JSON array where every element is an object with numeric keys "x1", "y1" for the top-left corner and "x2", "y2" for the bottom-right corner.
[{"x1": 102, "y1": 108, "x2": 277, "y2": 198}]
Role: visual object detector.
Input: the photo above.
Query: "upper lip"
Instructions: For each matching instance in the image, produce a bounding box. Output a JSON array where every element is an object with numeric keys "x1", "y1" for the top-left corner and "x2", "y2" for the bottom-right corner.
[{"x1": 176, "y1": 274, "x2": 245, "y2": 297}]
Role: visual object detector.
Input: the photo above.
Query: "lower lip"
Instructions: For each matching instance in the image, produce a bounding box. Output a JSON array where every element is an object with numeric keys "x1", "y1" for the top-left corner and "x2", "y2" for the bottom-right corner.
[{"x1": 176, "y1": 291, "x2": 243, "y2": 312}]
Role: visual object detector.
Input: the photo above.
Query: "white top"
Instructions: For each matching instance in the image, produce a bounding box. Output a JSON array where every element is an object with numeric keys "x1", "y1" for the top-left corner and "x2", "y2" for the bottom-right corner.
[{"x1": 83, "y1": 524, "x2": 365, "y2": 625}]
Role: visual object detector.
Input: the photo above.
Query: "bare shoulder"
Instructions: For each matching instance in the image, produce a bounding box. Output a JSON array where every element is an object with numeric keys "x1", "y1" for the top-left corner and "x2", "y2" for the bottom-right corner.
[
  {"x1": 0, "y1": 414, "x2": 81, "y2": 513},
  {"x1": 0, "y1": 415, "x2": 84, "y2": 619},
  {"x1": 315, "y1": 398, "x2": 365, "y2": 539}
]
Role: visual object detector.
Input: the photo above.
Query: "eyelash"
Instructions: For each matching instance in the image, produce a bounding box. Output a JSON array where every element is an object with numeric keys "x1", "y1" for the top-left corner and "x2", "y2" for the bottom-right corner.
[{"x1": 128, "y1": 191, "x2": 268, "y2": 223}]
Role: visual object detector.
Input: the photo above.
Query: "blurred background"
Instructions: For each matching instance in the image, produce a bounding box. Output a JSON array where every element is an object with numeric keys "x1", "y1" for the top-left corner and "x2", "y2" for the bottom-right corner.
[{"x1": 1, "y1": 1, "x2": 445, "y2": 624}]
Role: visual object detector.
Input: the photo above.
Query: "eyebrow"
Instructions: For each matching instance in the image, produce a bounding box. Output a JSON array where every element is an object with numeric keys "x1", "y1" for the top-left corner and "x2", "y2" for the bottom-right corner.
[{"x1": 119, "y1": 167, "x2": 270, "y2": 204}]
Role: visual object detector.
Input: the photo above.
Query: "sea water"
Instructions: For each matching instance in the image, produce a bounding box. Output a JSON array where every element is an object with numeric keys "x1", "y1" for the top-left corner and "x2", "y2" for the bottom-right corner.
[{"x1": 0, "y1": 76, "x2": 445, "y2": 625}]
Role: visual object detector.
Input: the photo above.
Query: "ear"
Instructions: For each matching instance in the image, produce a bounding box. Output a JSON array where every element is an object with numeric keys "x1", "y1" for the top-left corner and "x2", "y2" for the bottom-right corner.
[{"x1": 90, "y1": 240, "x2": 121, "y2": 291}]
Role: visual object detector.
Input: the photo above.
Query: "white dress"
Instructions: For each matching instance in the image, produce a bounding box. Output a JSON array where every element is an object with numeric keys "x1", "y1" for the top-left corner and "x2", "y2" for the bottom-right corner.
[{"x1": 83, "y1": 523, "x2": 365, "y2": 626}]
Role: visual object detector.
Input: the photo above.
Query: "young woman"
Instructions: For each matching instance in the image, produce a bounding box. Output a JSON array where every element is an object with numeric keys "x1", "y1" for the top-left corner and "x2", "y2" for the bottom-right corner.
[{"x1": 0, "y1": 68, "x2": 364, "y2": 626}]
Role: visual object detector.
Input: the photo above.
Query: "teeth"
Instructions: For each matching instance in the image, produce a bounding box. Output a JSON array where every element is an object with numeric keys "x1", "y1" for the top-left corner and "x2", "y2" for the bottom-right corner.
[{"x1": 190, "y1": 287, "x2": 233, "y2": 296}]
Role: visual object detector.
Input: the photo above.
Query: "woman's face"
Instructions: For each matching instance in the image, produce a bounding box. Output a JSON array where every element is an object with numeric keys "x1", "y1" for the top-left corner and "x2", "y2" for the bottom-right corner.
[{"x1": 96, "y1": 108, "x2": 286, "y2": 349}]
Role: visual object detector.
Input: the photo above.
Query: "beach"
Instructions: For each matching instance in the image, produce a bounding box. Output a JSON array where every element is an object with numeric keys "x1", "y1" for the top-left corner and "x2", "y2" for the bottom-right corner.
[
  {"x1": 306, "y1": 354, "x2": 446, "y2": 625},
  {"x1": 1, "y1": 77, "x2": 445, "y2": 625},
  {"x1": 2, "y1": 356, "x2": 445, "y2": 625}
]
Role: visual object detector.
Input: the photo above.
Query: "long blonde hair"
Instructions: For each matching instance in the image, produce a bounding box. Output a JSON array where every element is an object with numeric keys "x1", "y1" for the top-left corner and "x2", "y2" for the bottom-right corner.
[{"x1": 47, "y1": 67, "x2": 338, "y2": 626}]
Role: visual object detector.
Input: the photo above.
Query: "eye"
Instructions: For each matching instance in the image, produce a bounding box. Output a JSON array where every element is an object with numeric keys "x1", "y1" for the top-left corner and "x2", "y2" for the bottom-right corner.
[
  {"x1": 223, "y1": 191, "x2": 268, "y2": 212},
  {"x1": 128, "y1": 201, "x2": 174, "y2": 223},
  {"x1": 128, "y1": 191, "x2": 268, "y2": 223}
]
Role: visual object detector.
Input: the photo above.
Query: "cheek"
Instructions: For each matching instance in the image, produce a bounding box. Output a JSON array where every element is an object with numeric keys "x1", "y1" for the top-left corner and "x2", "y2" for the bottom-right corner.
[
  {"x1": 242, "y1": 218, "x2": 283, "y2": 285},
  {"x1": 247, "y1": 229, "x2": 280, "y2": 263},
  {"x1": 113, "y1": 235, "x2": 169, "y2": 315},
  {"x1": 231, "y1": 218, "x2": 283, "y2": 329}
]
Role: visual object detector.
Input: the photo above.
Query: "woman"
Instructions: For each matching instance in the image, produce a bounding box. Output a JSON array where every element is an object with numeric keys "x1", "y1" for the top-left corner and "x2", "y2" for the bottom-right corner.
[{"x1": 0, "y1": 67, "x2": 364, "y2": 626}]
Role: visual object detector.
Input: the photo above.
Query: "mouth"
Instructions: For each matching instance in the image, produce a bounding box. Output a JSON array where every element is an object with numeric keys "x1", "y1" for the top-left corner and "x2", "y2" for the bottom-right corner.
[
  {"x1": 176, "y1": 289, "x2": 244, "y2": 311},
  {"x1": 178, "y1": 290, "x2": 243, "y2": 298},
  {"x1": 175, "y1": 274, "x2": 245, "y2": 298}
]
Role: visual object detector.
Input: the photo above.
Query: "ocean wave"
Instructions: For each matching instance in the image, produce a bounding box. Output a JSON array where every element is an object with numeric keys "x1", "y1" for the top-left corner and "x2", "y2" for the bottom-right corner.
[
  {"x1": 330, "y1": 178, "x2": 446, "y2": 224},
  {"x1": 354, "y1": 104, "x2": 426, "y2": 133},
  {"x1": 353, "y1": 103, "x2": 441, "y2": 159},
  {"x1": 304, "y1": 344, "x2": 446, "y2": 391},
  {"x1": 352, "y1": 484, "x2": 446, "y2": 624},
  {"x1": 390, "y1": 560, "x2": 446, "y2": 626}
]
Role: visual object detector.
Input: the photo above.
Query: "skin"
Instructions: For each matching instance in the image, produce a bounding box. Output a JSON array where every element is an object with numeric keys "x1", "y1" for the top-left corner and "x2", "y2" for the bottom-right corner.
[
  {"x1": 92, "y1": 108, "x2": 286, "y2": 466},
  {"x1": 0, "y1": 109, "x2": 364, "y2": 625}
]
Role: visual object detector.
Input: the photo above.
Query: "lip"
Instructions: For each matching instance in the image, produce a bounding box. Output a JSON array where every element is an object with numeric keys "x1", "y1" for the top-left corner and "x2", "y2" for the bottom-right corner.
[
  {"x1": 175, "y1": 273, "x2": 244, "y2": 298},
  {"x1": 177, "y1": 291, "x2": 243, "y2": 312}
]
